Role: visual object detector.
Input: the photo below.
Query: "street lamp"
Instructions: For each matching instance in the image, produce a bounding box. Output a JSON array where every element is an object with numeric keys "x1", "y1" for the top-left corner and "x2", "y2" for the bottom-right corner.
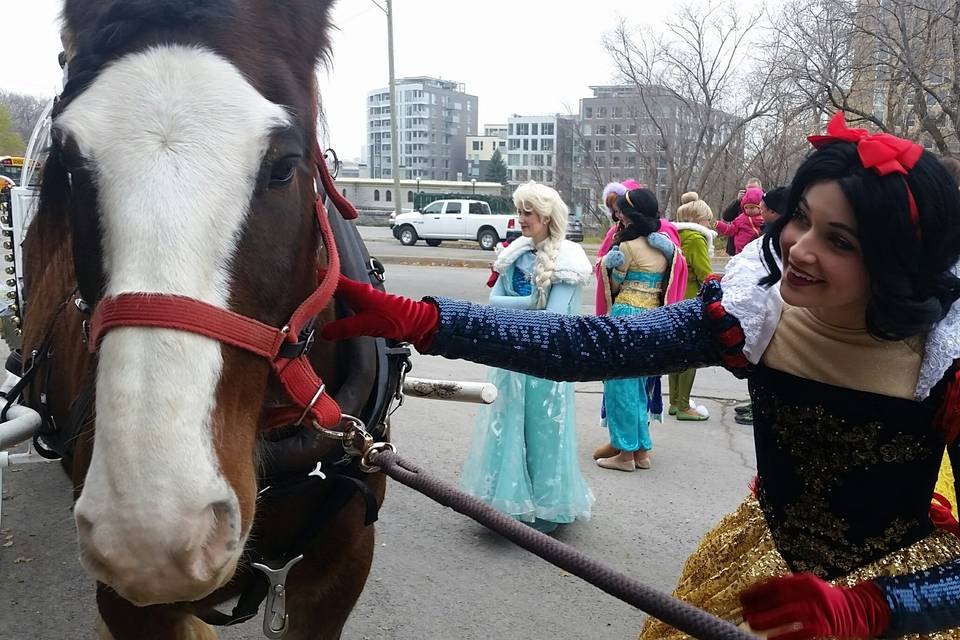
[{"x1": 471, "y1": 178, "x2": 477, "y2": 194}]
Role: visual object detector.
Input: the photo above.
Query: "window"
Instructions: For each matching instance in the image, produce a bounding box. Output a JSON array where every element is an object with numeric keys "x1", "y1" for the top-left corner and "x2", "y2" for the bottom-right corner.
[
  {"x1": 612, "y1": 139, "x2": 622, "y2": 151},
  {"x1": 611, "y1": 156, "x2": 621, "y2": 167},
  {"x1": 531, "y1": 169, "x2": 543, "y2": 181},
  {"x1": 469, "y1": 202, "x2": 489, "y2": 214},
  {"x1": 374, "y1": 189, "x2": 380, "y2": 201},
  {"x1": 523, "y1": 139, "x2": 529, "y2": 151},
  {"x1": 531, "y1": 139, "x2": 538, "y2": 151},
  {"x1": 386, "y1": 190, "x2": 392, "y2": 202},
  {"x1": 628, "y1": 124, "x2": 637, "y2": 135},
  {"x1": 541, "y1": 123, "x2": 554, "y2": 136},
  {"x1": 445, "y1": 202, "x2": 461, "y2": 214},
  {"x1": 509, "y1": 138, "x2": 521, "y2": 150},
  {"x1": 472, "y1": 141, "x2": 481, "y2": 150},
  {"x1": 541, "y1": 139, "x2": 554, "y2": 151},
  {"x1": 613, "y1": 124, "x2": 622, "y2": 135},
  {"x1": 596, "y1": 155, "x2": 606, "y2": 167},
  {"x1": 422, "y1": 202, "x2": 443, "y2": 214},
  {"x1": 626, "y1": 156, "x2": 636, "y2": 168},
  {"x1": 545, "y1": 170, "x2": 553, "y2": 182},
  {"x1": 597, "y1": 106, "x2": 608, "y2": 118},
  {"x1": 584, "y1": 106, "x2": 593, "y2": 119},
  {"x1": 407, "y1": 191, "x2": 414, "y2": 202},
  {"x1": 508, "y1": 154, "x2": 520, "y2": 165},
  {"x1": 597, "y1": 125, "x2": 608, "y2": 135},
  {"x1": 516, "y1": 123, "x2": 529, "y2": 135},
  {"x1": 595, "y1": 139, "x2": 606, "y2": 151},
  {"x1": 531, "y1": 123, "x2": 539, "y2": 135},
  {"x1": 613, "y1": 106, "x2": 623, "y2": 119}
]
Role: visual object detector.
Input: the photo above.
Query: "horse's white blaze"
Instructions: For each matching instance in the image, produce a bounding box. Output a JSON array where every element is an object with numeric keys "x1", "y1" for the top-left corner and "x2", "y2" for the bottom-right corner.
[{"x1": 62, "y1": 45, "x2": 288, "y2": 591}]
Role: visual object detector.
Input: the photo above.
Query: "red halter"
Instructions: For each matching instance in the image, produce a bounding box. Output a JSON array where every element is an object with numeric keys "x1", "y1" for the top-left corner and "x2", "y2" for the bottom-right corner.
[{"x1": 88, "y1": 159, "x2": 347, "y2": 429}]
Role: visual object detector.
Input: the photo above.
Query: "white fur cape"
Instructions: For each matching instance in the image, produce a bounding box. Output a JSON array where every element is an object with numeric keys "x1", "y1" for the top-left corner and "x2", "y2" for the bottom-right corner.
[{"x1": 492, "y1": 236, "x2": 593, "y2": 286}]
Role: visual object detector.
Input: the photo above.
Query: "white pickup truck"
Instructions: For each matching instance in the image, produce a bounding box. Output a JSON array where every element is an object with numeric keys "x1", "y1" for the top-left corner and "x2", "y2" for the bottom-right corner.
[{"x1": 390, "y1": 199, "x2": 518, "y2": 250}]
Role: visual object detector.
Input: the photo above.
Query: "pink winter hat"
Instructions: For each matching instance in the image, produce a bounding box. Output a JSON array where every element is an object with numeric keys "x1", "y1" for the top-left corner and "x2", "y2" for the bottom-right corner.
[
  {"x1": 741, "y1": 187, "x2": 764, "y2": 207},
  {"x1": 622, "y1": 179, "x2": 642, "y2": 190}
]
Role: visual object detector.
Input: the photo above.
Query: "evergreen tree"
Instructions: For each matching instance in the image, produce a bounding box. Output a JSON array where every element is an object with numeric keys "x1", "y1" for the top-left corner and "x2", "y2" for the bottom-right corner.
[
  {"x1": 0, "y1": 105, "x2": 25, "y2": 156},
  {"x1": 485, "y1": 148, "x2": 508, "y2": 184}
]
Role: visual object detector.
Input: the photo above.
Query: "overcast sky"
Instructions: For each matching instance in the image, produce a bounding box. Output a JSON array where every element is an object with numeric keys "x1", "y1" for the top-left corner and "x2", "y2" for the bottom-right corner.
[{"x1": 10, "y1": 1, "x2": 700, "y2": 161}]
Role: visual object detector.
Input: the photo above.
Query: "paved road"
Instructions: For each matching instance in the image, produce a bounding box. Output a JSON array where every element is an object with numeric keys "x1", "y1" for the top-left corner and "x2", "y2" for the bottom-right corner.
[
  {"x1": 0, "y1": 264, "x2": 752, "y2": 640},
  {"x1": 356, "y1": 225, "x2": 603, "y2": 267}
]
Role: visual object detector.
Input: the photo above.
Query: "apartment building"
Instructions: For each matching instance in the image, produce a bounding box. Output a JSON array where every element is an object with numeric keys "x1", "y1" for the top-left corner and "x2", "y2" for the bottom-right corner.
[{"x1": 366, "y1": 76, "x2": 479, "y2": 181}]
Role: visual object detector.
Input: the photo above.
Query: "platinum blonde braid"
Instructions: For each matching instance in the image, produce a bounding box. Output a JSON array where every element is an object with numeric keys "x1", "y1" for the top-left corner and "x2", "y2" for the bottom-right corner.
[{"x1": 533, "y1": 236, "x2": 562, "y2": 309}]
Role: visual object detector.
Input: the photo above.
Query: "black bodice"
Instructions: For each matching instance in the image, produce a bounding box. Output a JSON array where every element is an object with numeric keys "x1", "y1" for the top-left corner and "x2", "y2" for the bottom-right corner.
[{"x1": 751, "y1": 364, "x2": 945, "y2": 579}]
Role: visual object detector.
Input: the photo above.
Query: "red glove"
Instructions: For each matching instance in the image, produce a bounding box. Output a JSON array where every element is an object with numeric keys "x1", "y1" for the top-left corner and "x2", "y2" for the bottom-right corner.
[
  {"x1": 740, "y1": 573, "x2": 891, "y2": 639},
  {"x1": 931, "y1": 493, "x2": 960, "y2": 537},
  {"x1": 320, "y1": 276, "x2": 440, "y2": 352}
]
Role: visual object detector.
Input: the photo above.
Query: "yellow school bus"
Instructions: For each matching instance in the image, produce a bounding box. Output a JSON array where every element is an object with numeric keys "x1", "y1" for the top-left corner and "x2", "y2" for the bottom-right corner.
[{"x1": 0, "y1": 156, "x2": 24, "y2": 186}]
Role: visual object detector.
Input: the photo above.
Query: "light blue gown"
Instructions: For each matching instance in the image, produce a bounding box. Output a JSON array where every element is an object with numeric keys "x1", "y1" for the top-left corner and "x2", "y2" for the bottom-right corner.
[{"x1": 460, "y1": 250, "x2": 595, "y2": 527}]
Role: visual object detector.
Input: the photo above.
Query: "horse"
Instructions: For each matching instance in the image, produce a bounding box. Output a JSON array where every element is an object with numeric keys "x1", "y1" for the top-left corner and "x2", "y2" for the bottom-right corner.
[{"x1": 17, "y1": 1, "x2": 402, "y2": 637}]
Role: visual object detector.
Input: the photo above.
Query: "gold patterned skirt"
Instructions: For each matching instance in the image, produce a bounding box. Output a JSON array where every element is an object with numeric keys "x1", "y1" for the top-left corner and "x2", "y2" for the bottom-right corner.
[{"x1": 639, "y1": 496, "x2": 960, "y2": 639}]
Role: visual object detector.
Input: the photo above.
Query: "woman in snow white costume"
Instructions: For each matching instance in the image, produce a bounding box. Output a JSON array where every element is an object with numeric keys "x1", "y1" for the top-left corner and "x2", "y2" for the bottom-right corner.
[
  {"x1": 321, "y1": 114, "x2": 960, "y2": 638},
  {"x1": 459, "y1": 181, "x2": 595, "y2": 533}
]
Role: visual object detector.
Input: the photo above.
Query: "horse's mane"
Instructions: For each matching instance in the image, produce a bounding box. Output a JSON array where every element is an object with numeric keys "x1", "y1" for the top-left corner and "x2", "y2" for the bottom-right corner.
[{"x1": 59, "y1": 0, "x2": 236, "y2": 114}]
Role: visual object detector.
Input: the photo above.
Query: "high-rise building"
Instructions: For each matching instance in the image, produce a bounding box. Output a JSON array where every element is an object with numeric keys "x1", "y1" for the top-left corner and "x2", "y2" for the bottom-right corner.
[
  {"x1": 366, "y1": 77, "x2": 479, "y2": 181},
  {"x1": 575, "y1": 85, "x2": 741, "y2": 208},
  {"x1": 505, "y1": 114, "x2": 576, "y2": 198}
]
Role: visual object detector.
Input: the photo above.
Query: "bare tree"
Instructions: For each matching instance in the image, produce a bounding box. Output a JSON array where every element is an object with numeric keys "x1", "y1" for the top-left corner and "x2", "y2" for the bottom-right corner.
[
  {"x1": 602, "y1": 1, "x2": 781, "y2": 211},
  {"x1": 772, "y1": 0, "x2": 959, "y2": 154},
  {"x1": 0, "y1": 92, "x2": 49, "y2": 146}
]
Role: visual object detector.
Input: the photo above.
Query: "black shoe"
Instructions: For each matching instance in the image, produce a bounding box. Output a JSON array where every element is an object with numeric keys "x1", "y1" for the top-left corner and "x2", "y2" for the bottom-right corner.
[
  {"x1": 734, "y1": 404, "x2": 751, "y2": 415},
  {"x1": 734, "y1": 408, "x2": 753, "y2": 425}
]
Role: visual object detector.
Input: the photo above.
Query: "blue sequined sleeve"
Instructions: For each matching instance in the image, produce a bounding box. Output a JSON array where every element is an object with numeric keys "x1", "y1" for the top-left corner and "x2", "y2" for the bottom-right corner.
[
  {"x1": 875, "y1": 559, "x2": 960, "y2": 636},
  {"x1": 422, "y1": 295, "x2": 722, "y2": 382}
]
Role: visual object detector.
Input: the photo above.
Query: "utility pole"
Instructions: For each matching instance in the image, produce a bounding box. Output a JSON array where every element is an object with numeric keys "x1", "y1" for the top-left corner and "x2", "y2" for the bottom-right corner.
[{"x1": 386, "y1": 0, "x2": 402, "y2": 217}]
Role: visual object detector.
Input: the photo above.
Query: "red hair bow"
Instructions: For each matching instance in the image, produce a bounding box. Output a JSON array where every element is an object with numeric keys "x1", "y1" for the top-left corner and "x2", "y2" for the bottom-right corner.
[
  {"x1": 808, "y1": 112, "x2": 924, "y2": 175},
  {"x1": 809, "y1": 112, "x2": 924, "y2": 237}
]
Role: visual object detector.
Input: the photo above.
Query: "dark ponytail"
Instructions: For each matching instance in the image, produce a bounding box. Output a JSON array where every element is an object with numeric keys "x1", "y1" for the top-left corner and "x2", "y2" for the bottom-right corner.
[{"x1": 615, "y1": 188, "x2": 660, "y2": 242}]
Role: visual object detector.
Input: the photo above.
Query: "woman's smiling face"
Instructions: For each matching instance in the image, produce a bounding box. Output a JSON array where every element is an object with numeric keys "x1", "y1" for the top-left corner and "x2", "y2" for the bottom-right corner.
[{"x1": 779, "y1": 180, "x2": 871, "y2": 328}]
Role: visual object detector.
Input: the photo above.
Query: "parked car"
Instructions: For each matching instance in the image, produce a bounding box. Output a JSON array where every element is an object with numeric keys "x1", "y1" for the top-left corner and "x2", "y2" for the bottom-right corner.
[
  {"x1": 505, "y1": 217, "x2": 584, "y2": 243},
  {"x1": 390, "y1": 199, "x2": 518, "y2": 250}
]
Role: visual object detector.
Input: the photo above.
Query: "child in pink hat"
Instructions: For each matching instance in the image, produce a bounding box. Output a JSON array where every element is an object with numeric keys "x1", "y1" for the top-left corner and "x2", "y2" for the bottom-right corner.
[{"x1": 715, "y1": 187, "x2": 763, "y2": 254}]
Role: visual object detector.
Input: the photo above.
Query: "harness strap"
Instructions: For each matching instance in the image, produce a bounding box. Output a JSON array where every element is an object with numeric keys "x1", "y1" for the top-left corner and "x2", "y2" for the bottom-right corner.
[{"x1": 87, "y1": 169, "x2": 344, "y2": 428}]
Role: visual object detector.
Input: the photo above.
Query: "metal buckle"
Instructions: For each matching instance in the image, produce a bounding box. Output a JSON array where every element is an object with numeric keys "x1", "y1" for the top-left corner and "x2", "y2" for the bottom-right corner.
[
  {"x1": 251, "y1": 555, "x2": 303, "y2": 639},
  {"x1": 368, "y1": 257, "x2": 385, "y2": 283},
  {"x1": 360, "y1": 441, "x2": 396, "y2": 473},
  {"x1": 293, "y1": 383, "x2": 325, "y2": 426}
]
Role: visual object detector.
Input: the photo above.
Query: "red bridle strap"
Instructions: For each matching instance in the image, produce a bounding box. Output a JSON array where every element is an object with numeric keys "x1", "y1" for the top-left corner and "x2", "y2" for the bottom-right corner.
[{"x1": 89, "y1": 176, "x2": 343, "y2": 428}]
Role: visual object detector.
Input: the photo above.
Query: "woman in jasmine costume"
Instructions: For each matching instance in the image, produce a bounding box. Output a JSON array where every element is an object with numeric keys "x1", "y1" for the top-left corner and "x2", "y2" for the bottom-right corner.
[
  {"x1": 594, "y1": 187, "x2": 679, "y2": 472},
  {"x1": 323, "y1": 114, "x2": 960, "y2": 638},
  {"x1": 459, "y1": 181, "x2": 595, "y2": 534}
]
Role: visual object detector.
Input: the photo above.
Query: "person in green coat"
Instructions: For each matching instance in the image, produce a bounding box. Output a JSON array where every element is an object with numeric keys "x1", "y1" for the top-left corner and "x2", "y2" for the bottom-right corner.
[{"x1": 668, "y1": 192, "x2": 716, "y2": 420}]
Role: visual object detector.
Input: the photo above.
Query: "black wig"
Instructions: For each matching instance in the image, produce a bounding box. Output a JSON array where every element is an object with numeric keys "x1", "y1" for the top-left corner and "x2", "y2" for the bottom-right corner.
[
  {"x1": 760, "y1": 142, "x2": 960, "y2": 341},
  {"x1": 615, "y1": 188, "x2": 660, "y2": 242}
]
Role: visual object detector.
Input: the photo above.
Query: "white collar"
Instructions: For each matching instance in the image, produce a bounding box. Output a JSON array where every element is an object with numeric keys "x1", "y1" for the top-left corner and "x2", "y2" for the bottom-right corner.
[{"x1": 720, "y1": 239, "x2": 960, "y2": 400}]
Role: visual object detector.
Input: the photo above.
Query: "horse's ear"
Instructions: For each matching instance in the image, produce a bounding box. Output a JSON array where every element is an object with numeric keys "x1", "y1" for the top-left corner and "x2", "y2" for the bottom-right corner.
[
  {"x1": 61, "y1": 0, "x2": 108, "y2": 47},
  {"x1": 272, "y1": 0, "x2": 336, "y2": 66}
]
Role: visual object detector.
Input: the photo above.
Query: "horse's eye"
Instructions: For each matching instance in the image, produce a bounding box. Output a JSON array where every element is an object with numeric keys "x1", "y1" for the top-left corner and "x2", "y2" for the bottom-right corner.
[{"x1": 269, "y1": 156, "x2": 299, "y2": 187}]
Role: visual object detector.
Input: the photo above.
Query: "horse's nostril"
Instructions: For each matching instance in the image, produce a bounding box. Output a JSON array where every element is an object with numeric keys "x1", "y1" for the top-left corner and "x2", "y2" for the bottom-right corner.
[{"x1": 208, "y1": 500, "x2": 240, "y2": 553}]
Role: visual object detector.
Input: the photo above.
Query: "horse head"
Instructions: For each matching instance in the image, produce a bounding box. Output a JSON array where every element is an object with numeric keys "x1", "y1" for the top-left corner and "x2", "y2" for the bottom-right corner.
[{"x1": 32, "y1": 0, "x2": 337, "y2": 605}]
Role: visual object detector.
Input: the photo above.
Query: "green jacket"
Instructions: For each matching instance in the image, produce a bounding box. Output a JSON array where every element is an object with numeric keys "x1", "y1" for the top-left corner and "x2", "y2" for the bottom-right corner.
[{"x1": 675, "y1": 223, "x2": 716, "y2": 299}]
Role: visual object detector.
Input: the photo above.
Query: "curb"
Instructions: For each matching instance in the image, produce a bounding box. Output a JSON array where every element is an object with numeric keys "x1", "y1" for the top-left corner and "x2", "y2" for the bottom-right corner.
[{"x1": 375, "y1": 255, "x2": 494, "y2": 269}]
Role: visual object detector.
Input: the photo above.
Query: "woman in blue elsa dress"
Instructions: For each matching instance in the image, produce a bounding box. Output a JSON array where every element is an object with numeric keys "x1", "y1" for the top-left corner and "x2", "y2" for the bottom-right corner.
[
  {"x1": 595, "y1": 188, "x2": 679, "y2": 472},
  {"x1": 323, "y1": 115, "x2": 960, "y2": 638},
  {"x1": 459, "y1": 181, "x2": 595, "y2": 534}
]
